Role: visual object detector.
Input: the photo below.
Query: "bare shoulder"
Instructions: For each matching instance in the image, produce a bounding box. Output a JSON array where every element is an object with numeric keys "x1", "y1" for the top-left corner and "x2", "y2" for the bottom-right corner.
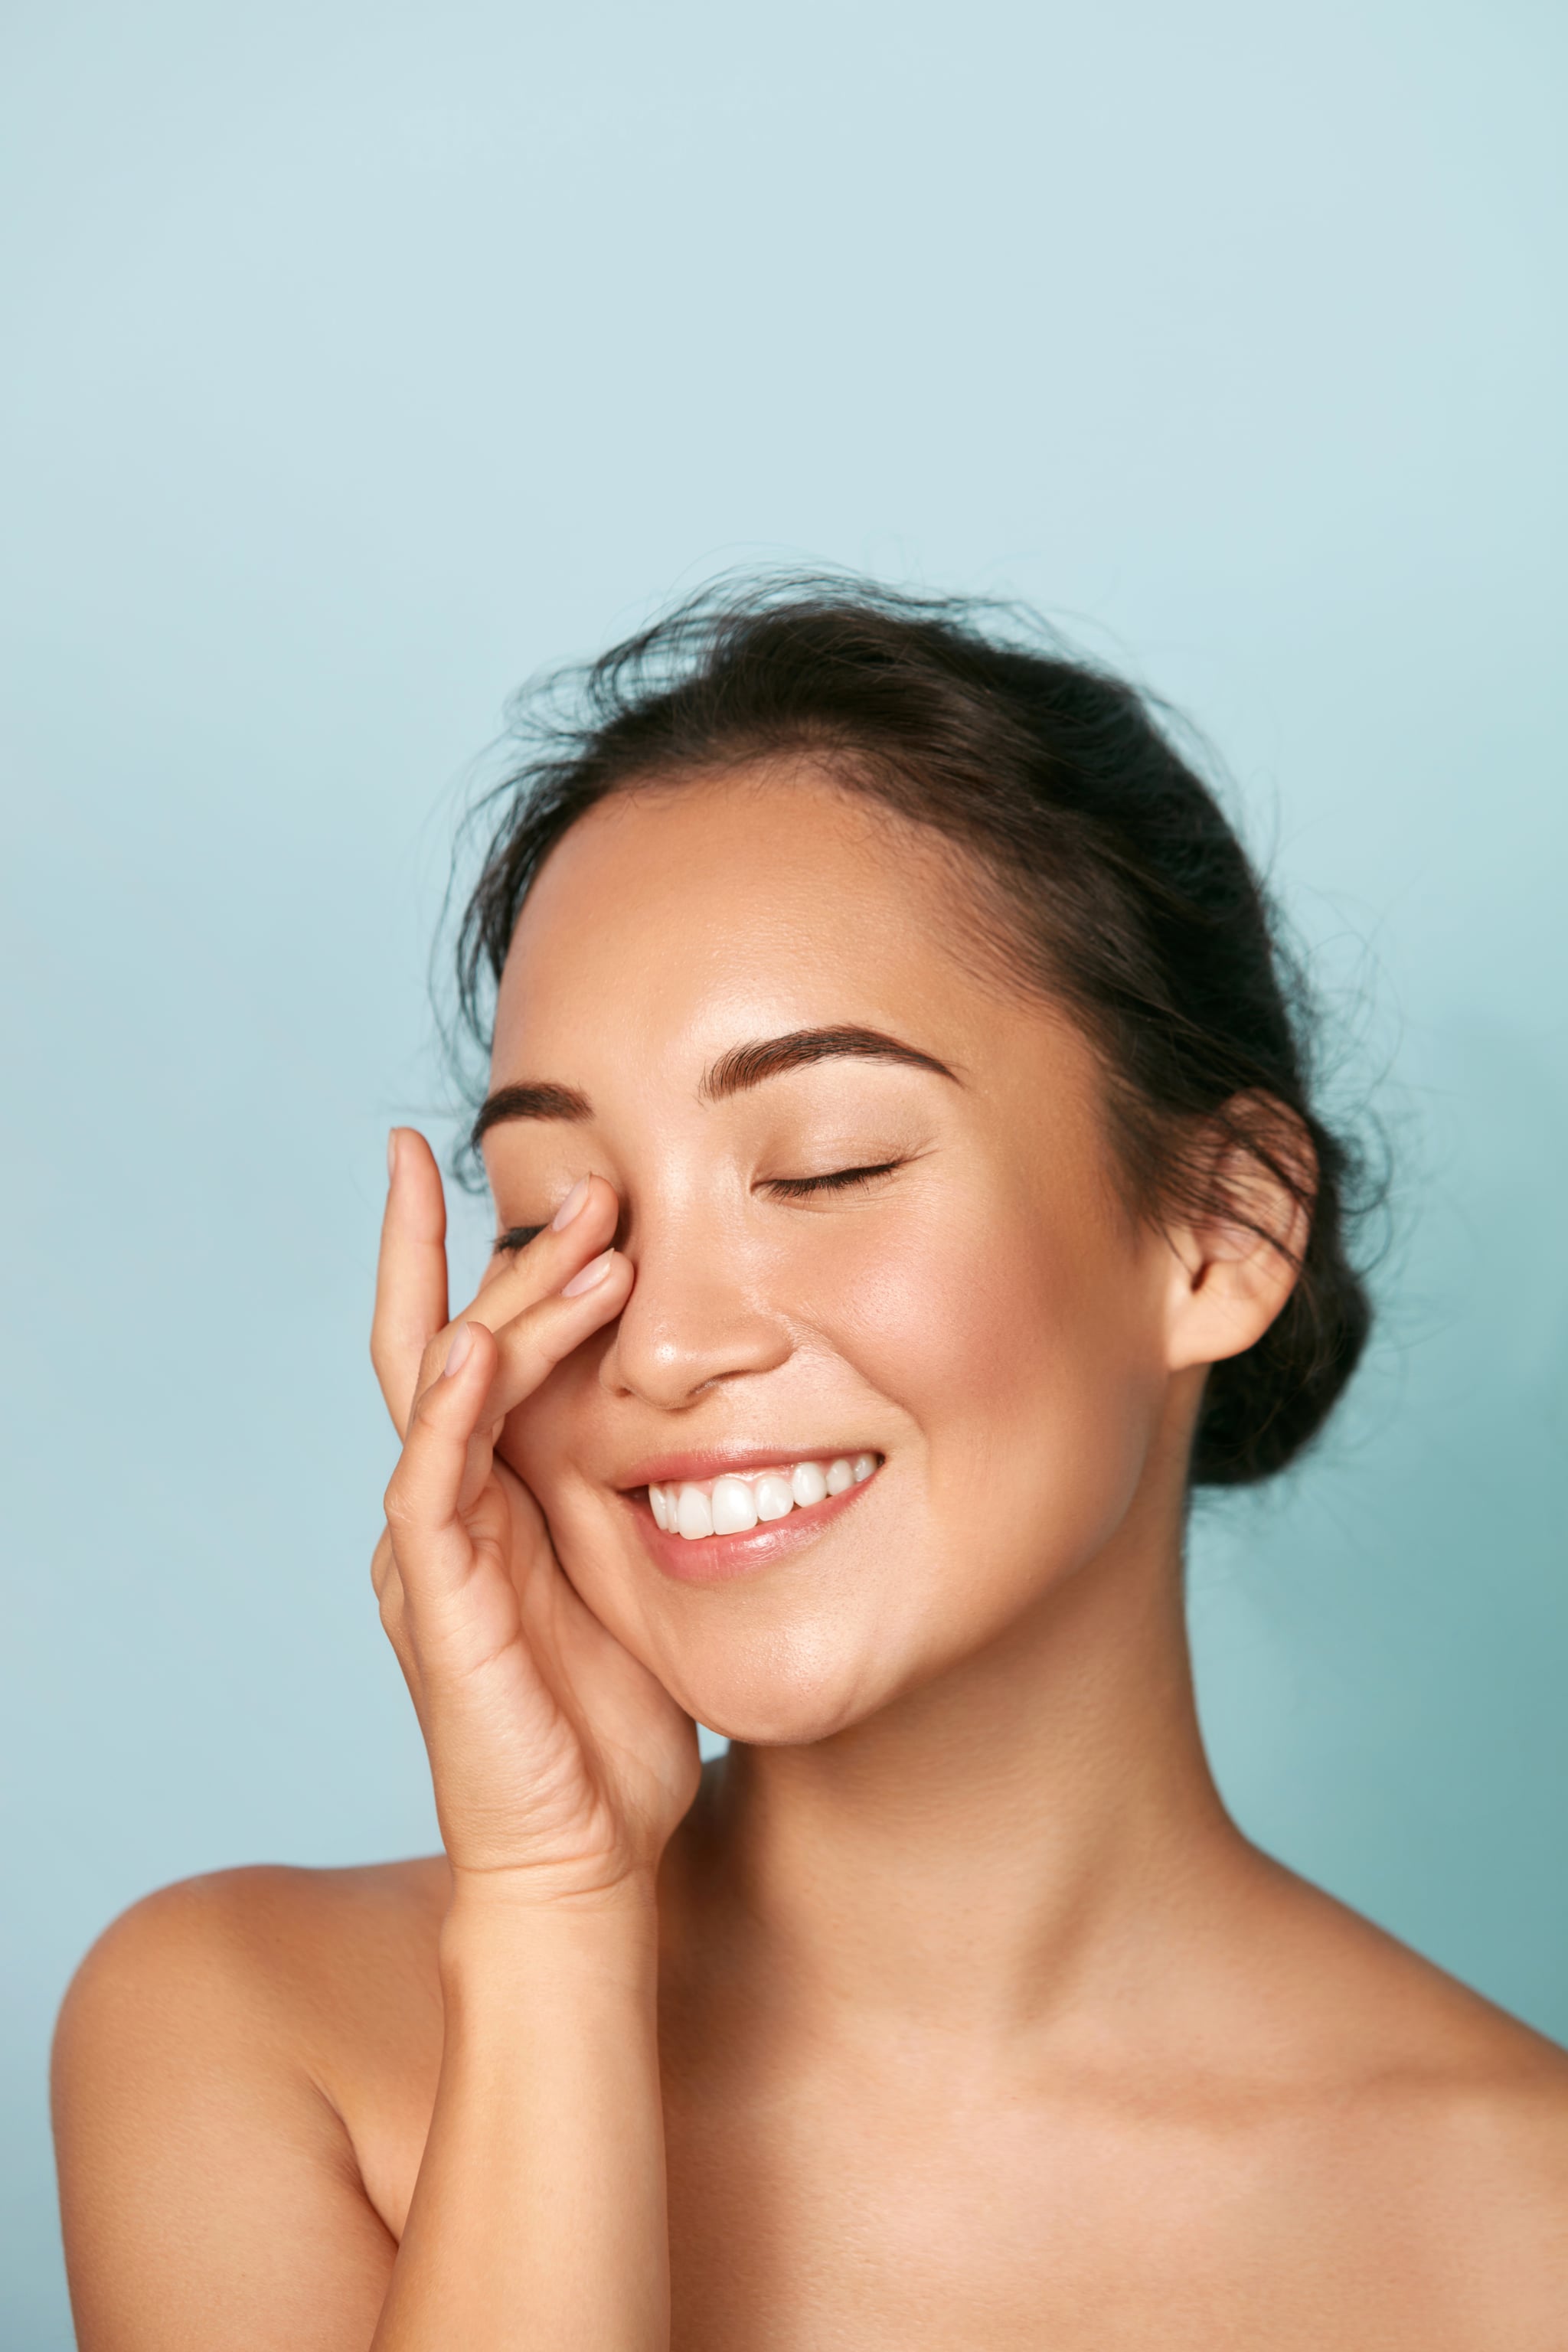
[
  {"x1": 1252, "y1": 1854, "x2": 1568, "y2": 2330},
  {"x1": 1370, "y1": 1943, "x2": 1568, "y2": 2333},
  {"x1": 54, "y1": 1857, "x2": 449, "y2": 2351},
  {"x1": 58, "y1": 1852, "x2": 449, "y2": 2102},
  {"x1": 65, "y1": 1847, "x2": 450, "y2": 1979},
  {"x1": 1278, "y1": 1853, "x2": 1568, "y2": 2094}
]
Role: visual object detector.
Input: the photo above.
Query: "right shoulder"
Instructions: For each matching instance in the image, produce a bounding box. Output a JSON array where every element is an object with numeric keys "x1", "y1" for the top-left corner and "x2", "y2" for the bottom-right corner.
[
  {"x1": 67, "y1": 1848, "x2": 446, "y2": 1994},
  {"x1": 54, "y1": 1859, "x2": 447, "y2": 2352},
  {"x1": 57, "y1": 1854, "x2": 449, "y2": 2104}
]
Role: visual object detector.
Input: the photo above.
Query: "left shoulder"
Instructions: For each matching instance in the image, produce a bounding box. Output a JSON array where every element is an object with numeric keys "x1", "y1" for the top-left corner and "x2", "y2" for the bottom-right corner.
[
  {"x1": 1416, "y1": 2007, "x2": 1568, "y2": 2210},
  {"x1": 1269, "y1": 1861, "x2": 1568, "y2": 2327},
  {"x1": 1408, "y1": 2030, "x2": 1568, "y2": 2336},
  {"x1": 1348, "y1": 1916, "x2": 1568, "y2": 2175}
]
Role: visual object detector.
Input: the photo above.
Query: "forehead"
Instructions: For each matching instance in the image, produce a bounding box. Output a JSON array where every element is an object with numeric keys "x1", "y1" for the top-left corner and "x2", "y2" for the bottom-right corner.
[{"x1": 491, "y1": 766, "x2": 1008, "y2": 1086}]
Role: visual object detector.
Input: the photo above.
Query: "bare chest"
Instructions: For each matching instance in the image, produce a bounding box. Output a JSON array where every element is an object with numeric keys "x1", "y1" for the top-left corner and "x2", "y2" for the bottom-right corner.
[
  {"x1": 338, "y1": 2021, "x2": 1545, "y2": 2352},
  {"x1": 659, "y1": 2078, "x2": 1538, "y2": 2352}
]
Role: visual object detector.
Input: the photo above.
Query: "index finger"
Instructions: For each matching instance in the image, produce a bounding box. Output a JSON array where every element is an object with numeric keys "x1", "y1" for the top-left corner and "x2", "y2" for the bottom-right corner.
[{"x1": 371, "y1": 1128, "x2": 451, "y2": 1436}]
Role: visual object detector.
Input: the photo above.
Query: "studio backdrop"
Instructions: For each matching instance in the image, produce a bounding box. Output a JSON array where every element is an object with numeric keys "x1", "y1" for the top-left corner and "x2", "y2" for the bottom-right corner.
[{"x1": 4, "y1": 2, "x2": 1566, "y2": 2344}]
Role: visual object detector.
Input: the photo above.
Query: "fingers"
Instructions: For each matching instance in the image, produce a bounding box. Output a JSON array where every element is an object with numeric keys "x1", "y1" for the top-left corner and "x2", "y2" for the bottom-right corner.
[
  {"x1": 372, "y1": 1130, "x2": 451, "y2": 1435},
  {"x1": 385, "y1": 1221, "x2": 633, "y2": 1597},
  {"x1": 466, "y1": 1172, "x2": 622, "y2": 1328},
  {"x1": 383, "y1": 1318, "x2": 505, "y2": 1606},
  {"x1": 377, "y1": 1142, "x2": 630, "y2": 1455},
  {"x1": 458, "y1": 1248, "x2": 635, "y2": 1433},
  {"x1": 370, "y1": 1529, "x2": 413, "y2": 1681},
  {"x1": 370, "y1": 1529, "x2": 395, "y2": 1601},
  {"x1": 408, "y1": 1173, "x2": 625, "y2": 1394}
]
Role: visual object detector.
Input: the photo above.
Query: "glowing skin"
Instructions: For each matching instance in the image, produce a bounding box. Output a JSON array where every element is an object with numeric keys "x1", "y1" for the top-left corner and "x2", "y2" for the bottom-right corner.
[
  {"x1": 484, "y1": 769, "x2": 1207, "y2": 1744},
  {"x1": 51, "y1": 758, "x2": 1568, "y2": 2352}
]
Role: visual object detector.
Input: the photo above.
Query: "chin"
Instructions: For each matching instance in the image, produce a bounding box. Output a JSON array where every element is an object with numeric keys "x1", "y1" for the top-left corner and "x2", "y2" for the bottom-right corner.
[
  {"x1": 641, "y1": 1606, "x2": 911, "y2": 1749},
  {"x1": 669, "y1": 1673, "x2": 884, "y2": 1749}
]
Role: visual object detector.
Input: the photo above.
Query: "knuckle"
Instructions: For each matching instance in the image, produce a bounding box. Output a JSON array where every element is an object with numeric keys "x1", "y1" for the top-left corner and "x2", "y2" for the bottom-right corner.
[
  {"x1": 410, "y1": 1372, "x2": 443, "y2": 1423},
  {"x1": 382, "y1": 1475, "x2": 419, "y2": 1530},
  {"x1": 408, "y1": 1369, "x2": 451, "y2": 1431}
]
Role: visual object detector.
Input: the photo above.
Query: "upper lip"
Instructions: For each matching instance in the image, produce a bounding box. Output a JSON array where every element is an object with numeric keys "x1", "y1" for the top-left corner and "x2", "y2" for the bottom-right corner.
[{"x1": 615, "y1": 1444, "x2": 875, "y2": 1492}]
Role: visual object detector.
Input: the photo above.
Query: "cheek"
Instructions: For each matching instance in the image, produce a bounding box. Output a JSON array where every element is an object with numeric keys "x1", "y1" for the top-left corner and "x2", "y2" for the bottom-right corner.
[
  {"x1": 494, "y1": 1340, "x2": 606, "y2": 1501},
  {"x1": 835, "y1": 1184, "x2": 1148, "y2": 1423},
  {"x1": 828, "y1": 1194, "x2": 1168, "y2": 1581},
  {"x1": 822, "y1": 1210, "x2": 1022, "y2": 1423}
]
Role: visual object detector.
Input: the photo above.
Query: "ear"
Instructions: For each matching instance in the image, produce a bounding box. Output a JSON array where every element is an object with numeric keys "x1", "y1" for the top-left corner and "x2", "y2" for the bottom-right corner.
[{"x1": 1161, "y1": 1096, "x2": 1315, "y2": 1374}]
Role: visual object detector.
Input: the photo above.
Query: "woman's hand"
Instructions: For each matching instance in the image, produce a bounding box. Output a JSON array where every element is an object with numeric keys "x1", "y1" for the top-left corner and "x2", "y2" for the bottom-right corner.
[{"x1": 369, "y1": 1129, "x2": 700, "y2": 1906}]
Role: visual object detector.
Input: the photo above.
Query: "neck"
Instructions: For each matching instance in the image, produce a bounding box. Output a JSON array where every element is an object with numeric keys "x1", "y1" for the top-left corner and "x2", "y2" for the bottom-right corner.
[{"x1": 671, "y1": 1517, "x2": 1250, "y2": 2040}]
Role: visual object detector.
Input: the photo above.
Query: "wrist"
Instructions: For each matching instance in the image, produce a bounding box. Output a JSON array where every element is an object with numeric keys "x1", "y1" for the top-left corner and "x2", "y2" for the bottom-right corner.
[
  {"x1": 446, "y1": 1854, "x2": 659, "y2": 1918},
  {"x1": 439, "y1": 1865, "x2": 658, "y2": 1988},
  {"x1": 439, "y1": 1910, "x2": 658, "y2": 2030}
]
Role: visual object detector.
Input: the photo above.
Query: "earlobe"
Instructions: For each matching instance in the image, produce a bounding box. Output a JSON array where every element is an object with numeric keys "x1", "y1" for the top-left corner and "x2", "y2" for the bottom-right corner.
[
  {"x1": 1161, "y1": 1100, "x2": 1315, "y2": 1373},
  {"x1": 1164, "y1": 1221, "x2": 1304, "y2": 1372}
]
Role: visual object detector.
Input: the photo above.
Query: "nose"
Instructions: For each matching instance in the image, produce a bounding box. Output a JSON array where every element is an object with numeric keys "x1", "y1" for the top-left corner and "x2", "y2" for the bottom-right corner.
[{"x1": 599, "y1": 1208, "x2": 793, "y2": 1410}]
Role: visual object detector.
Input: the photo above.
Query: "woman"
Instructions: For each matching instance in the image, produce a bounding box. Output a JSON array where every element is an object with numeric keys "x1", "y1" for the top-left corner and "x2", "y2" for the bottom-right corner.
[{"x1": 53, "y1": 583, "x2": 1568, "y2": 2347}]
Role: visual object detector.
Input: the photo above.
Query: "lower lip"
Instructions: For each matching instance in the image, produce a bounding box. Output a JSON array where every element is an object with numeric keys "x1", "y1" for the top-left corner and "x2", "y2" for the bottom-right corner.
[{"x1": 629, "y1": 1473, "x2": 878, "y2": 1585}]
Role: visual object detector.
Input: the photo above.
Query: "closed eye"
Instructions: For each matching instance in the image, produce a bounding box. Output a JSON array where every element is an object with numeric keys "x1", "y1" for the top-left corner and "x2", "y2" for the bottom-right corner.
[
  {"x1": 492, "y1": 1223, "x2": 546, "y2": 1255},
  {"x1": 762, "y1": 1159, "x2": 906, "y2": 1201},
  {"x1": 496, "y1": 1161, "x2": 909, "y2": 1240}
]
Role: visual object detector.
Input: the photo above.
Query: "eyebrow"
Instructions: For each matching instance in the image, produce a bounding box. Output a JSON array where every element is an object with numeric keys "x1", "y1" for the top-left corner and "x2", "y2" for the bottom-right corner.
[
  {"x1": 470, "y1": 1080, "x2": 593, "y2": 1147},
  {"x1": 470, "y1": 1025, "x2": 958, "y2": 1148},
  {"x1": 699, "y1": 1026, "x2": 959, "y2": 1102}
]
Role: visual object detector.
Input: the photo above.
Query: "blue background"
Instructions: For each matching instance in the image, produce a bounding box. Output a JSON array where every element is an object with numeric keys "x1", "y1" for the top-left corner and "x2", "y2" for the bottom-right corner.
[{"x1": 4, "y1": 2, "x2": 1566, "y2": 2340}]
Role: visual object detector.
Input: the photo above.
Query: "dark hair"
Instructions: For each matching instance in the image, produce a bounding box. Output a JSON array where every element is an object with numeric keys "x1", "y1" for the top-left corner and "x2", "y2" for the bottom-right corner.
[{"x1": 452, "y1": 576, "x2": 1375, "y2": 1486}]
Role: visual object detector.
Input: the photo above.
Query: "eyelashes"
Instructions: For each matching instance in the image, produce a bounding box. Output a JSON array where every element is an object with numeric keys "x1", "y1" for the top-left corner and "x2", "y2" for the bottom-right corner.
[
  {"x1": 492, "y1": 1223, "x2": 545, "y2": 1256},
  {"x1": 760, "y1": 1158, "x2": 908, "y2": 1201},
  {"x1": 491, "y1": 1160, "x2": 908, "y2": 1251}
]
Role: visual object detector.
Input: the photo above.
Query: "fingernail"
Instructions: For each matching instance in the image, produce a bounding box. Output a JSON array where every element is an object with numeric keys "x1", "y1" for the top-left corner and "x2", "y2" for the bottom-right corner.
[
  {"x1": 443, "y1": 1322, "x2": 475, "y2": 1377},
  {"x1": 551, "y1": 1174, "x2": 591, "y2": 1231},
  {"x1": 387, "y1": 1129, "x2": 400, "y2": 1184},
  {"x1": 561, "y1": 1249, "x2": 615, "y2": 1298}
]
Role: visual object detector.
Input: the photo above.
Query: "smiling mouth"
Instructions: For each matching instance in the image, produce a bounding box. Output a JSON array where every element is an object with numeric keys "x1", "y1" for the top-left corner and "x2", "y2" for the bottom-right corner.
[{"x1": 648, "y1": 1454, "x2": 879, "y2": 1541}]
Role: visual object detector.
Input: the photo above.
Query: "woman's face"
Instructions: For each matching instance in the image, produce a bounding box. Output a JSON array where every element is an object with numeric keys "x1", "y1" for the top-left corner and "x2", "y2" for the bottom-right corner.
[{"x1": 483, "y1": 766, "x2": 1199, "y2": 1742}]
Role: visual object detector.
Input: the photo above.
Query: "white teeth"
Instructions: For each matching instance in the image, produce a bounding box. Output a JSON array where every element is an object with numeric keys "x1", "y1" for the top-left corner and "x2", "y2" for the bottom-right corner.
[
  {"x1": 753, "y1": 1473, "x2": 794, "y2": 1522},
  {"x1": 675, "y1": 1483, "x2": 714, "y2": 1540},
  {"x1": 648, "y1": 1454, "x2": 880, "y2": 1540},
  {"x1": 790, "y1": 1460, "x2": 828, "y2": 1508},
  {"x1": 710, "y1": 1475, "x2": 759, "y2": 1534}
]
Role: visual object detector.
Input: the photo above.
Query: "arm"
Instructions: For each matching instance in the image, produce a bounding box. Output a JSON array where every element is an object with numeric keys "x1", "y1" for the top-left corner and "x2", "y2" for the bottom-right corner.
[
  {"x1": 375, "y1": 1886, "x2": 666, "y2": 2350},
  {"x1": 55, "y1": 1138, "x2": 698, "y2": 2350},
  {"x1": 53, "y1": 1871, "x2": 398, "y2": 2352},
  {"x1": 360, "y1": 1140, "x2": 698, "y2": 2346},
  {"x1": 54, "y1": 1876, "x2": 673, "y2": 2352}
]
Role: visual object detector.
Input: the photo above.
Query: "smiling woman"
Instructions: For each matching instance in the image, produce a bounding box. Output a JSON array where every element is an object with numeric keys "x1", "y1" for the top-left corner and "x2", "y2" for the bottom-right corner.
[{"x1": 51, "y1": 581, "x2": 1568, "y2": 2350}]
